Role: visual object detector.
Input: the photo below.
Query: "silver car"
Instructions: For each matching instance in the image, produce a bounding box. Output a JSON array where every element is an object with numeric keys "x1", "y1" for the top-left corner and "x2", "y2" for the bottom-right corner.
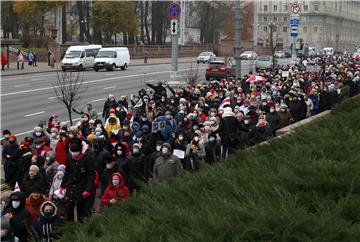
[
  {"x1": 255, "y1": 55, "x2": 277, "y2": 71},
  {"x1": 197, "y1": 52, "x2": 216, "y2": 64}
]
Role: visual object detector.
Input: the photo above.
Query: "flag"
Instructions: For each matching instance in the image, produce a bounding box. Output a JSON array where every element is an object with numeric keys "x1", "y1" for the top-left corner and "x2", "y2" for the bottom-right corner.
[
  {"x1": 14, "y1": 181, "x2": 21, "y2": 192},
  {"x1": 219, "y1": 97, "x2": 231, "y2": 109}
]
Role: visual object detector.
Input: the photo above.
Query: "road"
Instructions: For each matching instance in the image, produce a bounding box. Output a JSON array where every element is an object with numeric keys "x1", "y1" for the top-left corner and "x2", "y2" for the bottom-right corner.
[{"x1": 1, "y1": 60, "x2": 259, "y2": 138}]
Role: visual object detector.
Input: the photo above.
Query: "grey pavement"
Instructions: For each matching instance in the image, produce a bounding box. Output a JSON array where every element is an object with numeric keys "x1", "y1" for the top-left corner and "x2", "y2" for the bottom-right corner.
[{"x1": 0, "y1": 58, "x2": 295, "y2": 139}]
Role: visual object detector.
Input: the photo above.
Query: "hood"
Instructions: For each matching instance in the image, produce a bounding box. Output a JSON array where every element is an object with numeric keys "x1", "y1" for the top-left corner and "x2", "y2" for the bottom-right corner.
[
  {"x1": 10, "y1": 191, "x2": 26, "y2": 209},
  {"x1": 114, "y1": 142, "x2": 130, "y2": 157},
  {"x1": 108, "y1": 172, "x2": 125, "y2": 188},
  {"x1": 40, "y1": 201, "x2": 57, "y2": 218}
]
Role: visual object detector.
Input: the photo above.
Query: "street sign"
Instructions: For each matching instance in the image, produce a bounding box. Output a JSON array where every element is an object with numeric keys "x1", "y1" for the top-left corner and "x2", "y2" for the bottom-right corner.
[
  {"x1": 171, "y1": 20, "x2": 178, "y2": 35},
  {"x1": 290, "y1": 26, "x2": 298, "y2": 37},
  {"x1": 290, "y1": 3, "x2": 301, "y2": 14},
  {"x1": 290, "y1": 18, "x2": 300, "y2": 26},
  {"x1": 167, "y1": 2, "x2": 181, "y2": 19}
]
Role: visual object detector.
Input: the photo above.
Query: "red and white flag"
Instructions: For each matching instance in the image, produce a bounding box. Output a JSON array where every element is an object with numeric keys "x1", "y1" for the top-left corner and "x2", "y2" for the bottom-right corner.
[
  {"x1": 14, "y1": 181, "x2": 21, "y2": 192},
  {"x1": 219, "y1": 96, "x2": 231, "y2": 109}
]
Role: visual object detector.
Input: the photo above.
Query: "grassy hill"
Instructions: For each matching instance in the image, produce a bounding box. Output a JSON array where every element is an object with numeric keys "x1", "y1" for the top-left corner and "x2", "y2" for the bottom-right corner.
[{"x1": 61, "y1": 95, "x2": 360, "y2": 242}]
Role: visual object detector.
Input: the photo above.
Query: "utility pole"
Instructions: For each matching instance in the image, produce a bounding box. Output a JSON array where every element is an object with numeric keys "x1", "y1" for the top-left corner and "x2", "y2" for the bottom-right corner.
[
  {"x1": 234, "y1": 0, "x2": 241, "y2": 81},
  {"x1": 269, "y1": 21, "x2": 275, "y2": 70}
]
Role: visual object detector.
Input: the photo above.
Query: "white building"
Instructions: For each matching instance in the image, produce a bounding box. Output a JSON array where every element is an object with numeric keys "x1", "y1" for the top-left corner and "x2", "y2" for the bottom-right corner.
[{"x1": 254, "y1": 0, "x2": 360, "y2": 51}]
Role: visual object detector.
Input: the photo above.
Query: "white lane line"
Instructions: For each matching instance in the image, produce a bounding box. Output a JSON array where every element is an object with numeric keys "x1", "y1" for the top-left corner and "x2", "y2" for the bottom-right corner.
[
  {"x1": 89, "y1": 98, "x2": 106, "y2": 103},
  {"x1": 0, "y1": 67, "x2": 206, "y2": 97},
  {"x1": 104, "y1": 73, "x2": 116, "y2": 76},
  {"x1": 104, "y1": 86, "x2": 116, "y2": 90},
  {"x1": 32, "y1": 78, "x2": 44, "y2": 81},
  {"x1": 24, "y1": 111, "x2": 46, "y2": 117},
  {"x1": 5, "y1": 112, "x2": 104, "y2": 139},
  {"x1": 48, "y1": 96, "x2": 57, "y2": 100},
  {"x1": 14, "y1": 84, "x2": 29, "y2": 87},
  {"x1": 2, "y1": 73, "x2": 56, "y2": 81}
]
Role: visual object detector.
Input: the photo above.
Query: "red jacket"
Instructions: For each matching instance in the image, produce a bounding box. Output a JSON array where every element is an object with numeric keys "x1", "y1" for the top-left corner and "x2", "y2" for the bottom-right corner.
[
  {"x1": 101, "y1": 172, "x2": 129, "y2": 206},
  {"x1": 1, "y1": 53, "x2": 7, "y2": 65},
  {"x1": 55, "y1": 139, "x2": 68, "y2": 165}
]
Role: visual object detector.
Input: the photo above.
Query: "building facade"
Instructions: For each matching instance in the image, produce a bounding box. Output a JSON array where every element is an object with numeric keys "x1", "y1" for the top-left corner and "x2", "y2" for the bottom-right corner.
[{"x1": 254, "y1": 0, "x2": 360, "y2": 52}]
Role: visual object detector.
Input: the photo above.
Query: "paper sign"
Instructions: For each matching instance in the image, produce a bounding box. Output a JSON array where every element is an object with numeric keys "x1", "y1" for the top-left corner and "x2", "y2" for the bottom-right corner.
[
  {"x1": 159, "y1": 121, "x2": 166, "y2": 130},
  {"x1": 282, "y1": 71, "x2": 289, "y2": 78},
  {"x1": 306, "y1": 65, "x2": 321, "y2": 73},
  {"x1": 173, "y1": 149, "x2": 185, "y2": 159},
  {"x1": 152, "y1": 122, "x2": 159, "y2": 133}
]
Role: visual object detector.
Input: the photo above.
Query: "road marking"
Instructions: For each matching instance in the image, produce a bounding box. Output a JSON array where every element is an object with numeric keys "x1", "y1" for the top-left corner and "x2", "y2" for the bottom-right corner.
[
  {"x1": 14, "y1": 84, "x2": 29, "y2": 87},
  {"x1": 48, "y1": 96, "x2": 57, "y2": 100},
  {"x1": 104, "y1": 86, "x2": 116, "y2": 90},
  {"x1": 0, "y1": 68, "x2": 206, "y2": 97},
  {"x1": 2, "y1": 73, "x2": 56, "y2": 81},
  {"x1": 24, "y1": 111, "x2": 46, "y2": 117},
  {"x1": 32, "y1": 78, "x2": 44, "y2": 81},
  {"x1": 4, "y1": 112, "x2": 104, "y2": 139},
  {"x1": 104, "y1": 73, "x2": 116, "y2": 76},
  {"x1": 90, "y1": 98, "x2": 106, "y2": 103}
]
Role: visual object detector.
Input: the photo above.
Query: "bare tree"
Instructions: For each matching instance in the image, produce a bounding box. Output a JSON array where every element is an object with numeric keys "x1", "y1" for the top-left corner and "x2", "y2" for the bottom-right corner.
[
  {"x1": 184, "y1": 62, "x2": 199, "y2": 85},
  {"x1": 53, "y1": 71, "x2": 88, "y2": 125}
]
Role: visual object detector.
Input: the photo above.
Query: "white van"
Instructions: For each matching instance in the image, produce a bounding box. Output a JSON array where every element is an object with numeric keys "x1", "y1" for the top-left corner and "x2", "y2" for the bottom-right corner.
[
  {"x1": 94, "y1": 47, "x2": 130, "y2": 71},
  {"x1": 323, "y1": 47, "x2": 334, "y2": 56},
  {"x1": 61, "y1": 45, "x2": 102, "y2": 71}
]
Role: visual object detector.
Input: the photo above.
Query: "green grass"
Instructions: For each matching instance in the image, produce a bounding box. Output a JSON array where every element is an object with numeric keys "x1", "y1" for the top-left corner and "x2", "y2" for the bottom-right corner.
[{"x1": 60, "y1": 95, "x2": 360, "y2": 242}]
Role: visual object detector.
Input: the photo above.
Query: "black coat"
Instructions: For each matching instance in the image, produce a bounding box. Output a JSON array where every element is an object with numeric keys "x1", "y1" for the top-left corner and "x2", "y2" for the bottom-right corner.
[
  {"x1": 1, "y1": 192, "x2": 32, "y2": 242},
  {"x1": 219, "y1": 115, "x2": 248, "y2": 146},
  {"x1": 126, "y1": 152, "x2": 146, "y2": 191},
  {"x1": 61, "y1": 151, "x2": 95, "y2": 202},
  {"x1": 102, "y1": 99, "x2": 117, "y2": 119},
  {"x1": 14, "y1": 148, "x2": 33, "y2": 187},
  {"x1": 100, "y1": 164, "x2": 119, "y2": 193},
  {"x1": 93, "y1": 148, "x2": 111, "y2": 174},
  {"x1": 21, "y1": 172, "x2": 47, "y2": 197},
  {"x1": 266, "y1": 112, "x2": 281, "y2": 133}
]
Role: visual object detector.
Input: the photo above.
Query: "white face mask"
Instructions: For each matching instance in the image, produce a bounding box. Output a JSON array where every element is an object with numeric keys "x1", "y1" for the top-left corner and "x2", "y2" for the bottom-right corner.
[
  {"x1": 156, "y1": 146, "x2": 161, "y2": 152},
  {"x1": 178, "y1": 136, "x2": 184, "y2": 141},
  {"x1": 194, "y1": 137, "x2": 199, "y2": 142},
  {"x1": 95, "y1": 132, "x2": 101, "y2": 136},
  {"x1": 68, "y1": 134, "x2": 74, "y2": 138},
  {"x1": 133, "y1": 148, "x2": 139, "y2": 154},
  {"x1": 35, "y1": 132, "x2": 42, "y2": 136},
  {"x1": 97, "y1": 124, "x2": 102, "y2": 128},
  {"x1": 112, "y1": 179, "x2": 120, "y2": 186},
  {"x1": 117, "y1": 150, "x2": 123, "y2": 155},
  {"x1": 162, "y1": 147, "x2": 169, "y2": 154},
  {"x1": 210, "y1": 112, "x2": 216, "y2": 117},
  {"x1": 57, "y1": 171, "x2": 65, "y2": 179},
  {"x1": 106, "y1": 163, "x2": 113, "y2": 169},
  {"x1": 70, "y1": 151, "x2": 80, "y2": 157},
  {"x1": 244, "y1": 120, "x2": 250, "y2": 124},
  {"x1": 270, "y1": 108, "x2": 275, "y2": 113},
  {"x1": 35, "y1": 145, "x2": 42, "y2": 149},
  {"x1": 12, "y1": 200, "x2": 20, "y2": 209},
  {"x1": 51, "y1": 133, "x2": 57, "y2": 138}
]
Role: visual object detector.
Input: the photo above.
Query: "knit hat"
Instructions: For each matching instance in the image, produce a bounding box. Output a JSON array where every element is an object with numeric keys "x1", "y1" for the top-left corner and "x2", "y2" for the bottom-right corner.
[
  {"x1": 57, "y1": 164, "x2": 66, "y2": 171},
  {"x1": 9, "y1": 134, "x2": 16, "y2": 141},
  {"x1": 29, "y1": 165, "x2": 39, "y2": 173},
  {"x1": 19, "y1": 141, "x2": 29, "y2": 148},
  {"x1": 50, "y1": 127, "x2": 59, "y2": 134},
  {"x1": 34, "y1": 126, "x2": 43, "y2": 132},
  {"x1": 110, "y1": 108, "x2": 116, "y2": 114}
]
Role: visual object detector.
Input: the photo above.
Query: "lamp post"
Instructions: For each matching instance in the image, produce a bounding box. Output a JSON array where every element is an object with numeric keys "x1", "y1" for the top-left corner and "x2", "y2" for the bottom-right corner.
[{"x1": 268, "y1": 21, "x2": 275, "y2": 70}]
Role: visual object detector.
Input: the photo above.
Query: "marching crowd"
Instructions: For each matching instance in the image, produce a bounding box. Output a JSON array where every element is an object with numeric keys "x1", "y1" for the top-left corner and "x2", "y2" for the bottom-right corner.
[{"x1": 1, "y1": 53, "x2": 360, "y2": 241}]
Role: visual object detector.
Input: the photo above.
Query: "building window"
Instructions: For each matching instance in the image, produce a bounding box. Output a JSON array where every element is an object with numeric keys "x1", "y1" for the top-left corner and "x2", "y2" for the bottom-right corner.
[
  {"x1": 272, "y1": 26, "x2": 277, "y2": 32},
  {"x1": 303, "y1": 26, "x2": 307, "y2": 33},
  {"x1": 273, "y1": 5, "x2": 278, "y2": 11},
  {"x1": 273, "y1": 16, "x2": 277, "y2": 22},
  {"x1": 283, "y1": 26, "x2": 288, "y2": 32},
  {"x1": 314, "y1": 26, "x2": 318, "y2": 33},
  {"x1": 283, "y1": 16, "x2": 288, "y2": 22},
  {"x1": 314, "y1": 4, "x2": 319, "y2": 11},
  {"x1": 264, "y1": 16, "x2": 268, "y2": 22},
  {"x1": 304, "y1": 5, "x2": 308, "y2": 11},
  {"x1": 284, "y1": 4, "x2": 288, "y2": 11},
  {"x1": 264, "y1": 5, "x2": 268, "y2": 12},
  {"x1": 264, "y1": 26, "x2": 268, "y2": 32}
]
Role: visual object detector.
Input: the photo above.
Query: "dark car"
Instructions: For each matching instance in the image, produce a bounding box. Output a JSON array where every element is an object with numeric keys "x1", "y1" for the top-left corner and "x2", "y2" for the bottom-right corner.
[
  {"x1": 205, "y1": 60, "x2": 235, "y2": 81},
  {"x1": 283, "y1": 47, "x2": 292, "y2": 58}
]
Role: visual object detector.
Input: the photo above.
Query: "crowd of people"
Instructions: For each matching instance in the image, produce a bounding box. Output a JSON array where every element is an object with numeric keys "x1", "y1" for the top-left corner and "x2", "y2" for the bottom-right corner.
[{"x1": 1, "y1": 53, "x2": 360, "y2": 241}]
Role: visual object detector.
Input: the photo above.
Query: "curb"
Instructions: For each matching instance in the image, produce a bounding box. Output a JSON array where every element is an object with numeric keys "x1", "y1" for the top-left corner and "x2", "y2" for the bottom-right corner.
[{"x1": 0, "y1": 60, "x2": 196, "y2": 77}]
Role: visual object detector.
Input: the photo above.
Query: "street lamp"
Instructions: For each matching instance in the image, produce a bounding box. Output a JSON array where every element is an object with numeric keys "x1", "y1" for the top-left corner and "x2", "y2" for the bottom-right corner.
[{"x1": 268, "y1": 21, "x2": 275, "y2": 70}]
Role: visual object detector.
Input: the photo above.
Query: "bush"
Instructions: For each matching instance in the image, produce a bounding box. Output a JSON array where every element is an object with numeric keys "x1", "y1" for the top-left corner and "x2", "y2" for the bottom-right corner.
[{"x1": 60, "y1": 95, "x2": 360, "y2": 241}]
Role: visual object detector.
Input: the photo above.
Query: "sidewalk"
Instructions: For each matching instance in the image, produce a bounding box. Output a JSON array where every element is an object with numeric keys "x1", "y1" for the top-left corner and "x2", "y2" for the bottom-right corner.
[{"x1": 0, "y1": 57, "x2": 197, "y2": 77}]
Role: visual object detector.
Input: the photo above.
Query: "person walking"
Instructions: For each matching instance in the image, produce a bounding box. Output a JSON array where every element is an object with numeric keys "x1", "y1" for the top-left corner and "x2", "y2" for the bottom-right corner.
[
  {"x1": 17, "y1": 50, "x2": 24, "y2": 70},
  {"x1": 1, "y1": 51, "x2": 7, "y2": 70},
  {"x1": 153, "y1": 143, "x2": 183, "y2": 182},
  {"x1": 33, "y1": 52, "x2": 38, "y2": 66},
  {"x1": 49, "y1": 52, "x2": 55, "y2": 68},
  {"x1": 28, "y1": 51, "x2": 34, "y2": 66}
]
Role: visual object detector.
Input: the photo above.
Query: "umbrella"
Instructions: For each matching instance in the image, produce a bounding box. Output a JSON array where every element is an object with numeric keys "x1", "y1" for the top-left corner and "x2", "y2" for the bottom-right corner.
[{"x1": 245, "y1": 75, "x2": 267, "y2": 83}]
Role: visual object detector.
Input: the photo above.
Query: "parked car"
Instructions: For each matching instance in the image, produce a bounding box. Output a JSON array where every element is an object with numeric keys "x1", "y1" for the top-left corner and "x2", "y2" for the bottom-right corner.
[
  {"x1": 205, "y1": 60, "x2": 235, "y2": 81},
  {"x1": 61, "y1": 45, "x2": 102, "y2": 71},
  {"x1": 255, "y1": 55, "x2": 277, "y2": 71},
  {"x1": 283, "y1": 46, "x2": 292, "y2": 58},
  {"x1": 94, "y1": 47, "x2": 130, "y2": 71},
  {"x1": 240, "y1": 51, "x2": 257, "y2": 60},
  {"x1": 274, "y1": 51, "x2": 286, "y2": 58},
  {"x1": 323, "y1": 47, "x2": 334, "y2": 56},
  {"x1": 197, "y1": 52, "x2": 216, "y2": 64}
]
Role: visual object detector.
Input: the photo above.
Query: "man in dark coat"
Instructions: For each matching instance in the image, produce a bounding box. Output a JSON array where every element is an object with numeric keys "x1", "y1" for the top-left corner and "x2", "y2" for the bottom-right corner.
[
  {"x1": 1, "y1": 191, "x2": 32, "y2": 242},
  {"x1": 2, "y1": 134, "x2": 19, "y2": 187},
  {"x1": 126, "y1": 143, "x2": 146, "y2": 193},
  {"x1": 102, "y1": 94, "x2": 117, "y2": 120},
  {"x1": 60, "y1": 138, "x2": 95, "y2": 222},
  {"x1": 21, "y1": 165, "x2": 47, "y2": 197}
]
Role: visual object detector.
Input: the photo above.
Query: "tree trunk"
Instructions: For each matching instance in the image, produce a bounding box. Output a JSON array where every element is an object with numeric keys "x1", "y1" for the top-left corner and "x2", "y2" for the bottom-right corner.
[
  {"x1": 144, "y1": 1, "x2": 151, "y2": 44},
  {"x1": 67, "y1": 105, "x2": 73, "y2": 126},
  {"x1": 62, "y1": 4, "x2": 67, "y2": 44},
  {"x1": 128, "y1": 33, "x2": 135, "y2": 44},
  {"x1": 9, "y1": 5, "x2": 19, "y2": 39},
  {"x1": 84, "y1": 1, "x2": 92, "y2": 42},
  {"x1": 140, "y1": 1, "x2": 144, "y2": 43}
]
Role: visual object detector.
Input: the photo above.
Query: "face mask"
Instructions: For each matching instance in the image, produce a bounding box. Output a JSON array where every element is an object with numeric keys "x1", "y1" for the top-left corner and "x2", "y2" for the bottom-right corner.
[
  {"x1": 193, "y1": 113, "x2": 198, "y2": 118},
  {"x1": 178, "y1": 136, "x2": 184, "y2": 141},
  {"x1": 51, "y1": 133, "x2": 57, "y2": 138},
  {"x1": 12, "y1": 200, "x2": 20, "y2": 209},
  {"x1": 133, "y1": 148, "x2": 139, "y2": 154},
  {"x1": 262, "y1": 102, "x2": 267, "y2": 106},
  {"x1": 68, "y1": 134, "x2": 74, "y2": 138},
  {"x1": 4, "y1": 134, "x2": 9, "y2": 138},
  {"x1": 46, "y1": 156, "x2": 51, "y2": 163},
  {"x1": 210, "y1": 112, "x2": 216, "y2": 117},
  {"x1": 117, "y1": 150, "x2": 123, "y2": 155},
  {"x1": 57, "y1": 171, "x2": 64, "y2": 179},
  {"x1": 97, "y1": 124, "x2": 102, "y2": 128},
  {"x1": 156, "y1": 146, "x2": 161, "y2": 152},
  {"x1": 9, "y1": 140, "x2": 15, "y2": 144},
  {"x1": 244, "y1": 120, "x2": 250, "y2": 124},
  {"x1": 280, "y1": 108, "x2": 286, "y2": 112},
  {"x1": 35, "y1": 145, "x2": 42, "y2": 149},
  {"x1": 43, "y1": 210, "x2": 53, "y2": 217},
  {"x1": 95, "y1": 132, "x2": 101, "y2": 136},
  {"x1": 29, "y1": 172, "x2": 37, "y2": 179},
  {"x1": 112, "y1": 179, "x2": 120, "y2": 186},
  {"x1": 162, "y1": 147, "x2": 169, "y2": 154},
  {"x1": 141, "y1": 117, "x2": 148, "y2": 121},
  {"x1": 70, "y1": 151, "x2": 80, "y2": 157},
  {"x1": 166, "y1": 115, "x2": 172, "y2": 119},
  {"x1": 106, "y1": 163, "x2": 113, "y2": 169},
  {"x1": 194, "y1": 137, "x2": 200, "y2": 142},
  {"x1": 270, "y1": 108, "x2": 275, "y2": 113},
  {"x1": 83, "y1": 118, "x2": 88, "y2": 122},
  {"x1": 209, "y1": 137, "x2": 216, "y2": 142},
  {"x1": 161, "y1": 98, "x2": 165, "y2": 102},
  {"x1": 35, "y1": 132, "x2": 42, "y2": 136}
]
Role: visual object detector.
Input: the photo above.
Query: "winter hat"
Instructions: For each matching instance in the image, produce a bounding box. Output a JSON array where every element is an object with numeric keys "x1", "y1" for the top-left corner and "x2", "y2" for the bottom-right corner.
[
  {"x1": 109, "y1": 94, "x2": 114, "y2": 99},
  {"x1": 50, "y1": 127, "x2": 59, "y2": 134},
  {"x1": 133, "y1": 143, "x2": 141, "y2": 149},
  {"x1": 29, "y1": 165, "x2": 39, "y2": 173},
  {"x1": 57, "y1": 164, "x2": 66, "y2": 171},
  {"x1": 156, "y1": 140, "x2": 164, "y2": 146},
  {"x1": 69, "y1": 138, "x2": 82, "y2": 152},
  {"x1": 9, "y1": 134, "x2": 16, "y2": 141},
  {"x1": 19, "y1": 141, "x2": 29, "y2": 148},
  {"x1": 222, "y1": 107, "x2": 235, "y2": 117},
  {"x1": 59, "y1": 130, "x2": 67, "y2": 137},
  {"x1": 34, "y1": 126, "x2": 43, "y2": 132},
  {"x1": 89, "y1": 119, "x2": 95, "y2": 124},
  {"x1": 69, "y1": 126, "x2": 78, "y2": 133},
  {"x1": 110, "y1": 108, "x2": 116, "y2": 114},
  {"x1": 135, "y1": 131, "x2": 143, "y2": 138},
  {"x1": 142, "y1": 125, "x2": 150, "y2": 133},
  {"x1": 194, "y1": 130, "x2": 202, "y2": 137}
]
